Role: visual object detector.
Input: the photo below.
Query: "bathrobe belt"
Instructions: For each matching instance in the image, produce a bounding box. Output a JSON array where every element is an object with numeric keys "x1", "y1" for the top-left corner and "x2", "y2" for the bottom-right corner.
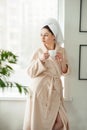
[{"x1": 43, "y1": 72, "x2": 60, "y2": 115}]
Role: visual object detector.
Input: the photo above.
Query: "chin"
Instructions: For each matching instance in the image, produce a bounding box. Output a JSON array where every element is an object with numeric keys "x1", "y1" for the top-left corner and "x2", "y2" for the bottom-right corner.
[{"x1": 42, "y1": 41, "x2": 46, "y2": 44}]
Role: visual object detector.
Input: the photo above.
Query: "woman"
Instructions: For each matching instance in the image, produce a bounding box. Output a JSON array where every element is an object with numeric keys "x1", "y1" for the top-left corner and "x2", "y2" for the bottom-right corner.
[{"x1": 23, "y1": 18, "x2": 70, "y2": 130}]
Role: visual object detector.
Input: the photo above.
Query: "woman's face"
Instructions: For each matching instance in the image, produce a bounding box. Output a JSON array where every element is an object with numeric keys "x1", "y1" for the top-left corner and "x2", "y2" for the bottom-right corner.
[{"x1": 40, "y1": 28, "x2": 55, "y2": 47}]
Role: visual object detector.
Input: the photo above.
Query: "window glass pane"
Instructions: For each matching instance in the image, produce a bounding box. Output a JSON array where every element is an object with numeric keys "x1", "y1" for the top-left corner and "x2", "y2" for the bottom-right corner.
[{"x1": 0, "y1": 0, "x2": 58, "y2": 96}]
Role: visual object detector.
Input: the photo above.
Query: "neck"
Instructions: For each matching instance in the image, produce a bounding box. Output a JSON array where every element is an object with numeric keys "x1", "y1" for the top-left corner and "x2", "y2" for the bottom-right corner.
[{"x1": 45, "y1": 43, "x2": 55, "y2": 50}]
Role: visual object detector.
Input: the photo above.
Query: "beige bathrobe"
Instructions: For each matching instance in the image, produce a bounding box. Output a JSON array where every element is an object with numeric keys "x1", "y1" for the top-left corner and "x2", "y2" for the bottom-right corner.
[{"x1": 23, "y1": 43, "x2": 70, "y2": 130}]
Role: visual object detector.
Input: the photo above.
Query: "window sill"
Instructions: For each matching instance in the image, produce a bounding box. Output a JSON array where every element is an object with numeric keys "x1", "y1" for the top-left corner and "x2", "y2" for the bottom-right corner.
[
  {"x1": 64, "y1": 97, "x2": 73, "y2": 102},
  {"x1": 0, "y1": 95, "x2": 72, "y2": 102},
  {"x1": 0, "y1": 95, "x2": 27, "y2": 101}
]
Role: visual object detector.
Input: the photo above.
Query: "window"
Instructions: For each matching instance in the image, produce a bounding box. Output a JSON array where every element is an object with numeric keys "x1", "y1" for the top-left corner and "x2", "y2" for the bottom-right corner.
[{"x1": 0, "y1": 0, "x2": 60, "y2": 98}]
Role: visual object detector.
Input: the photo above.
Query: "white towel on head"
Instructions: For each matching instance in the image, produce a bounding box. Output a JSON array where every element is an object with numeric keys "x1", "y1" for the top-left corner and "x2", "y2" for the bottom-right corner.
[{"x1": 42, "y1": 18, "x2": 64, "y2": 44}]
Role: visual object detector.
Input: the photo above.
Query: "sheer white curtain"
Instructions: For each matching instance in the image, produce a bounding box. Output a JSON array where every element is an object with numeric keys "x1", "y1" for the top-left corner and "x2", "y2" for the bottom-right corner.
[
  {"x1": 0, "y1": 0, "x2": 58, "y2": 66},
  {"x1": 0, "y1": 0, "x2": 58, "y2": 96}
]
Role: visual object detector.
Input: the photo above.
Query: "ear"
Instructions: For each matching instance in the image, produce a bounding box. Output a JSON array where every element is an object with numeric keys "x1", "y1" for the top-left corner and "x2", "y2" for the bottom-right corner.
[{"x1": 53, "y1": 35, "x2": 56, "y2": 41}]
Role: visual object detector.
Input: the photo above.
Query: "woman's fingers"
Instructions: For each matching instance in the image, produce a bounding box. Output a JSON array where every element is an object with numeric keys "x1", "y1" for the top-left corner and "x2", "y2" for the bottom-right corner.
[
  {"x1": 44, "y1": 52, "x2": 50, "y2": 59},
  {"x1": 55, "y1": 52, "x2": 63, "y2": 61}
]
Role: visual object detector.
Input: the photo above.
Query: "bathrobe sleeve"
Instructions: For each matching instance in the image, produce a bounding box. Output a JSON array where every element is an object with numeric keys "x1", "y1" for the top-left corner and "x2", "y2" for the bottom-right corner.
[{"x1": 27, "y1": 49, "x2": 47, "y2": 78}]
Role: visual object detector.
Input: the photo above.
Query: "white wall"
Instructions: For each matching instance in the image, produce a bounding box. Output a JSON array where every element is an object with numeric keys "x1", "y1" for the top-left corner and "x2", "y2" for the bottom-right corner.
[
  {"x1": 0, "y1": 99, "x2": 26, "y2": 130},
  {"x1": 64, "y1": 0, "x2": 87, "y2": 130}
]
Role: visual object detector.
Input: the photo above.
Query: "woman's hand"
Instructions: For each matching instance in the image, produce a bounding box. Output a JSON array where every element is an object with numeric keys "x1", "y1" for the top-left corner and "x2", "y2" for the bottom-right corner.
[
  {"x1": 55, "y1": 52, "x2": 68, "y2": 73},
  {"x1": 55, "y1": 52, "x2": 63, "y2": 62},
  {"x1": 40, "y1": 52, "x2": 50, "y2": 63}
]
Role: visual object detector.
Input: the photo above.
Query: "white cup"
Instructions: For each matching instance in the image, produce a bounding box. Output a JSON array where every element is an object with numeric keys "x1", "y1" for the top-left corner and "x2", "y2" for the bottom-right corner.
[{"x1": 49, "y1": 50, "x2": 56, "y2": 58}]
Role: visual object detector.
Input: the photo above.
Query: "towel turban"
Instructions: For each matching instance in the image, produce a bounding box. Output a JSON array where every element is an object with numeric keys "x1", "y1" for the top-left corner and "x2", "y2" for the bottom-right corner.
[{"x1": 42, "y1": 18, "x2": 64, "y2": 44}]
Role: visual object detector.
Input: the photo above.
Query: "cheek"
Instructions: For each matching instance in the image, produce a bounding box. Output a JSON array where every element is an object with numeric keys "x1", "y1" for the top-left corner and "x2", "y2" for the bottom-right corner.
[
  {"x1": 48, "y1": 37, "x2": 53, "y2": 42},
  {"x1": 46, "y1": 39, "x2": 51, "y2": 43},
  {"x1": 44, "y1": 37, "x2": 49, "y2": 41}
]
